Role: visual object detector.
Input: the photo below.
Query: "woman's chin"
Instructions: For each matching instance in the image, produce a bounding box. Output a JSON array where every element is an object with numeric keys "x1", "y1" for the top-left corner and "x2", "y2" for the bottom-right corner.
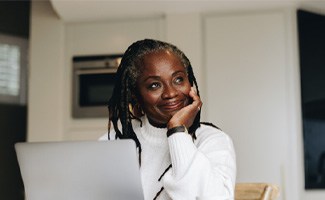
[{"x1": 147, "y1": 117, "x2": 168, "y2": 128}]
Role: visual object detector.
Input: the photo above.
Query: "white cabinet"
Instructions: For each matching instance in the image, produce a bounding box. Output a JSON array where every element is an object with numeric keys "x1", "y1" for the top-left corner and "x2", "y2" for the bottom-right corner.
[{"x1": 203, "y1": 11, "x2": 294, "y2": 200}]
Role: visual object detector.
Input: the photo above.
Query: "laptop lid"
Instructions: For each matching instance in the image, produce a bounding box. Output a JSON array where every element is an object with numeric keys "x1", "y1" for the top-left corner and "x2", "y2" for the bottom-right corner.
[{"x1": 15, "y1": 140, "x2": 144, "y2": 200}]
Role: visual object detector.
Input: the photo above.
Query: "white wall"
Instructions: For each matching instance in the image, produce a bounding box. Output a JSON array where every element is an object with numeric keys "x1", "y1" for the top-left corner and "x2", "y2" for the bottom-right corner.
[
  {"x1": 28, "y1": 1, "x2": 65, "y2": 142},
  {"x1": 28, "y1": 1, "x2": 325, "y2": 200}
]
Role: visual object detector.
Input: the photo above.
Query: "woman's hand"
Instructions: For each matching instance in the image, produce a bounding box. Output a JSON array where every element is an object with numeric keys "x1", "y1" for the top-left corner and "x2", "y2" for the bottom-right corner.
[{"x1": 167, "y1": 87, "x2": 202, "y2": 129}]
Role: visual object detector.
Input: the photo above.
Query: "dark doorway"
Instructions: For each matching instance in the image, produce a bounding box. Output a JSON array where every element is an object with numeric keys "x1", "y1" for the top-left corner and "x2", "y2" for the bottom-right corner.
[
  {"x1": 298, "y1": 9, "x2": 325, "y2": 189},
  {"x1": 0, "y1": 104, "x2": 27, "y2": 199}
]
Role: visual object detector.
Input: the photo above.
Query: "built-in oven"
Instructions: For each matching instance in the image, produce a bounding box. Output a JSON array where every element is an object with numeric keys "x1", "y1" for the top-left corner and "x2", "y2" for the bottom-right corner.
[{"x1": 72, "y1": 54, "x2": 122, "y2": 118}]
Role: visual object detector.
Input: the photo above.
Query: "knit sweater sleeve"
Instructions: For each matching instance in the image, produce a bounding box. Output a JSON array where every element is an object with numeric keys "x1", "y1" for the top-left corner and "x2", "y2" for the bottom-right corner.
[{"x1": 162, "y1": 126, "x2": 236, "y2": 200}]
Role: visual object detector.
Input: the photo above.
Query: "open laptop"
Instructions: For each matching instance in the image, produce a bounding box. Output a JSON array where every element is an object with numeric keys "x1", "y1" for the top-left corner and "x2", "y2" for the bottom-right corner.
[{"x1": 15, "y1": 140, "x2": 144, "y2": 200}]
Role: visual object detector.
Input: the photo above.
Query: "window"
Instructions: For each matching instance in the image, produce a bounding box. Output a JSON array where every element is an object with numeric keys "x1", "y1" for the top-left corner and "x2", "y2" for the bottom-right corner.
[{"x1": 0, "y1": 34, "x2": 28, "y2": 105}]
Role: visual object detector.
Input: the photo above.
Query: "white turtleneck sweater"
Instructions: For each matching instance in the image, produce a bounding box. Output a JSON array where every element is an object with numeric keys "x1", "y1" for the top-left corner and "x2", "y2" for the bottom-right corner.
[{"x1": 99, "y1": 116, "x2": 236, "y2": 200}]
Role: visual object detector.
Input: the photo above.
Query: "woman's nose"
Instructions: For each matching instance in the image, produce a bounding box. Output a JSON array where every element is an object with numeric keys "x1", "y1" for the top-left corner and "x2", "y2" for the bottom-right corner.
[{"x1": 162, "y1": 85, "x2": 178, "y2": 99}]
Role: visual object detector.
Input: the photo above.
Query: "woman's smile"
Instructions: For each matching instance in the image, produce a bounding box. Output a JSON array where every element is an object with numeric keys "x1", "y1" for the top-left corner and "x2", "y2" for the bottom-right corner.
[{"x1": 159, "y1": 99, "x2": 188, "y2": 112}]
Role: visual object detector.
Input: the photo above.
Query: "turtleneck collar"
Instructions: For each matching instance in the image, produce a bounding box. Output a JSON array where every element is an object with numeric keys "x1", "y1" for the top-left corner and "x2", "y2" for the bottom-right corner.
[{"x1": 135, "y1": 115, "x2": 168, "y2": 147}]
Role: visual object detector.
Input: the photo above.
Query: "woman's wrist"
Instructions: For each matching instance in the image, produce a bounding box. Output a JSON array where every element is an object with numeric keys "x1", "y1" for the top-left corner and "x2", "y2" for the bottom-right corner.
[{"x1": 167, "y1": 125, "x2": 188, "y2": 137}]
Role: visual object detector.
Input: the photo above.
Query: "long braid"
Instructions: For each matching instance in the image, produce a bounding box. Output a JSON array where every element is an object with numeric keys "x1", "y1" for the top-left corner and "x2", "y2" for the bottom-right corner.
[{"x1": 184, "y1": 62, "x2": 201, "y2": 140}]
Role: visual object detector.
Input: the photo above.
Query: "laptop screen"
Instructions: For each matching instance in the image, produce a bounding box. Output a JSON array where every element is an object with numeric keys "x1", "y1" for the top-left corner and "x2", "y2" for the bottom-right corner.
[{"x1": 15, "y1": 140, "x2": 144, "y2": 200}]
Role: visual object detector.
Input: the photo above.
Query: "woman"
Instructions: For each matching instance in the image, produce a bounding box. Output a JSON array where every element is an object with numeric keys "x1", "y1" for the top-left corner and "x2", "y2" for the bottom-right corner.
[{"x1": 100, "y1": 39, "x2": 236, "y2": 200}]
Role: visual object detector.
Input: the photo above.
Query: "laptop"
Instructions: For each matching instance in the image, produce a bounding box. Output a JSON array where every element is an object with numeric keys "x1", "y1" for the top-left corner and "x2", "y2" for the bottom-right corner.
[{"x1": 15, "y1": 140, "x2": 144, "y2": 200}]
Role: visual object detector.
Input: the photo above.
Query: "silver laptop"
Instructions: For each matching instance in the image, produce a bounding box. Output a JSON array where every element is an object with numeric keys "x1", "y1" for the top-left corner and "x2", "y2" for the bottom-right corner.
[{"x1": 15, "y1": 140, "x2": 144, "y2": 200}]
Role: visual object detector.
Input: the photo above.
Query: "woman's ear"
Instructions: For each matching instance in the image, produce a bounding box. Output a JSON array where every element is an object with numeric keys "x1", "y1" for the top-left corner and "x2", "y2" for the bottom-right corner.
[
  {"x1": 131, "y1": 93, "x2": 144, "y2": 118},
  {"x1": 133, "y1": 104, "x2": 144, "y2": 118}
]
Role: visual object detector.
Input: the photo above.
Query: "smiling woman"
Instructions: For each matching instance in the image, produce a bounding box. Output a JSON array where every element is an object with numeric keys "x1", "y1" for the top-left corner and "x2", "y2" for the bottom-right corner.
[{"x1": 100, "y1": 39, "x2": 236, "y2": 200}]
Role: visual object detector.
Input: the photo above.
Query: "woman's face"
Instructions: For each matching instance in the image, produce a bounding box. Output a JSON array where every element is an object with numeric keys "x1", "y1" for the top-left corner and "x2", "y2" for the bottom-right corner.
[{"x1": 136, "y1": 50, "x2": 191, "y2": 127}]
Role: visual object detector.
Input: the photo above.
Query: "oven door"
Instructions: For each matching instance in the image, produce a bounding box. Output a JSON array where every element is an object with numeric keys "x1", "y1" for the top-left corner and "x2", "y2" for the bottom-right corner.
[{"x1": 73, "y1": 68, "x2": 117, "y2": 118}]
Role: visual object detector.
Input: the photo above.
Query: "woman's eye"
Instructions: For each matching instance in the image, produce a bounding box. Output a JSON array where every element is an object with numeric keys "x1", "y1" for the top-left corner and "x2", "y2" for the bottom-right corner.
[
  {"x1": 174, "y1": 77, "x2": 184, "y2": 84},
  {"x1": 148, "y1": 82, "x2": 160, "y2": 89}
]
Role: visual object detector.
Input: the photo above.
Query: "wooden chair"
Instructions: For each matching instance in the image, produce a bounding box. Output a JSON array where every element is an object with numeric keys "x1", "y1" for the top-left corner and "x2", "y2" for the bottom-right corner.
[{"x1": 235, "y1": 183, "x2": 280, "y2": 200}]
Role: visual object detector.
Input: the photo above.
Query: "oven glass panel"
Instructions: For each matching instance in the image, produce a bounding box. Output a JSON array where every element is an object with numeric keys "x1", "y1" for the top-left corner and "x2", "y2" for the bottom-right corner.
[{"x1": 79, "y1": 73, "x2": 116, "y2": 106}]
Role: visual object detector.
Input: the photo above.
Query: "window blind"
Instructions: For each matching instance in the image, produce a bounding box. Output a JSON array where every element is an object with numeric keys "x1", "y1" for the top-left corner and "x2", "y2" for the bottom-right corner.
[
  {"x1": 0, "y1": 44, "x2": 20, "y2": 96},
  {"x1": 0, "y1": 34, "x2": 27, "y2": 105}
]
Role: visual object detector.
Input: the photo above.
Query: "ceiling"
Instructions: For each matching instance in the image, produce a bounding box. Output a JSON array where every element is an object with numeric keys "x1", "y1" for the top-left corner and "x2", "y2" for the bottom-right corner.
[{"x1": 50, "y1": 0, "x2": 325, "y2": 23}]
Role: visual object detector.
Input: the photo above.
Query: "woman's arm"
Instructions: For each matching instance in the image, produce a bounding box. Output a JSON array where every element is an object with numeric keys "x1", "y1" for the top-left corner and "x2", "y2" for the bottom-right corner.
[{"x1": 162, "y1": 126, "x2": 236, "y2": 200}]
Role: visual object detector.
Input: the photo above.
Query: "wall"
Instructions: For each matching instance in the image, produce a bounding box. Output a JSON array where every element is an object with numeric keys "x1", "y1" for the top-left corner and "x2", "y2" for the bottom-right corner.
[
  {"x1": 28, "y1": 1, "x2": 65, "y2": 142},
  {"x1": 204, "y1": 10, "x2": 297, "y2": 200},
  {"x1": 28, "y1": 1, "x2": 325, "y2": 200}
]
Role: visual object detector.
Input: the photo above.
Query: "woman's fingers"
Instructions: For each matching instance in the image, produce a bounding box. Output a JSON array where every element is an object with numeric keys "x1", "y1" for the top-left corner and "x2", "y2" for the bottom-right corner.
[{"x1": 190, "y1": 87, "x2": 202, "y2": 111}]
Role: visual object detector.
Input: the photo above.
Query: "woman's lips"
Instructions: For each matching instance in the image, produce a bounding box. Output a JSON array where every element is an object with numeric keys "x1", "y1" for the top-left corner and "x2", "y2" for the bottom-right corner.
[{"x1": 160, "y1": 100, "x2": 185, "y2": 111}]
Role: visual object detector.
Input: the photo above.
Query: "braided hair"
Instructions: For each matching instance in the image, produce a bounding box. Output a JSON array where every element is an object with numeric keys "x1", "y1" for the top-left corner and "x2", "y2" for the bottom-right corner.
[{"x1": 108, "y1": 39, "x2": 201, "y2": 161}]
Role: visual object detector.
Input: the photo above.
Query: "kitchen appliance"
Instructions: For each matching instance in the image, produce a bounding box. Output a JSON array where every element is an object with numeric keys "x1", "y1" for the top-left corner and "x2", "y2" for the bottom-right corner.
[{"x1": 72, "y1": 54, "x2": 122, "y2": 118}]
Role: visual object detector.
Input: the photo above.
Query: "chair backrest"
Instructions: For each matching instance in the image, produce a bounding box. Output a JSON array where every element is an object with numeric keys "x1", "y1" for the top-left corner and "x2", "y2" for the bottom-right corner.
[{"x1": 235, "y1": 183, "x2": 280, "y2": 200}]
